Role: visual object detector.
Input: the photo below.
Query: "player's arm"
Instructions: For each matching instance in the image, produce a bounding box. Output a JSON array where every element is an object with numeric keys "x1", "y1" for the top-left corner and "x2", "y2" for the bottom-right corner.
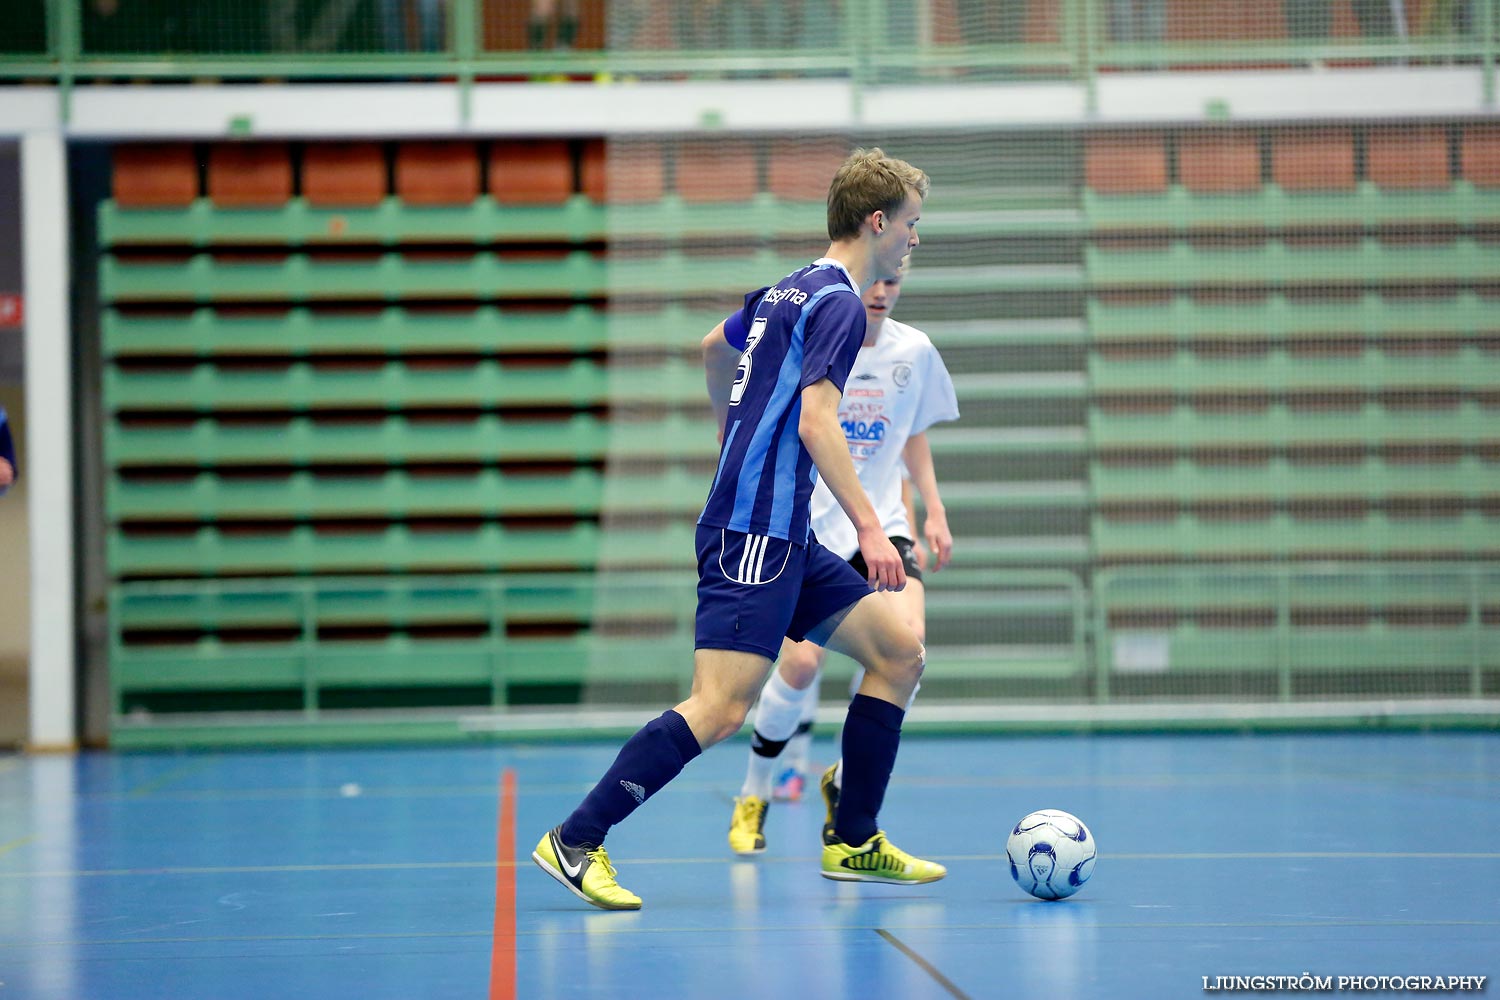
[
  {"x1": 701, "y1": 320, "x2": 740, "y2": 436},
  {"x1": 799, "y1": 378, "x2": 905, "y2": 592},
  {"x1": 900, "y1": 477, "x2": 927, "y2": 570},
  {"x1": 902, "y1": 431, "x2": 951, "y2": 571}
]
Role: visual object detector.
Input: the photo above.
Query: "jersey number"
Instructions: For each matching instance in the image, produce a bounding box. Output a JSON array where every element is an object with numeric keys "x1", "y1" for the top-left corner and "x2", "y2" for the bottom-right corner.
[{"x1": 729, "y1": 318, "x2": 767, "y2": 407}]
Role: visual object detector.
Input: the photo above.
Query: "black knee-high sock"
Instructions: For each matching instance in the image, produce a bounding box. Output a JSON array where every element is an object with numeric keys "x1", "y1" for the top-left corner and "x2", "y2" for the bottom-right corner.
[
  {"x1": 835, "y1": 694, "x2": 905, "y2": 846},
  {"x1": 560, "y1": 709, "x2": 702, "y2": 848}
]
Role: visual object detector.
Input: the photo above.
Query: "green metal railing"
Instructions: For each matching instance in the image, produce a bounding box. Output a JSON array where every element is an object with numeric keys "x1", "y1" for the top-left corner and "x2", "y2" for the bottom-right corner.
[
  {"x1": 109, "y1": 570, "x2": 699, "y2": 713},
  {"x1": 108, "y1": 566, "x2": 1091, "y2": 738},
  {"x1": 3, "y1": 0, "x2": 1496, "y2": 122},
  {"x1": 105, "y1": 560, "x2": 1500, "y2": 744},
  {"x1": 1093, "y1": 561, "x2": 1500, "y2": 702}
]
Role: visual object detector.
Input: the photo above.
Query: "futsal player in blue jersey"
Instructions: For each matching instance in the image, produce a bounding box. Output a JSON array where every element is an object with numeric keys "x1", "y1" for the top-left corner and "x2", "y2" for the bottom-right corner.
[
  {"x1": 718, "y1": 256, "x2": 959, "y2": 856},
  {"x1": 532, "y1": 148, "x2": 944, "y2": 909},
  {"x1": 0, "y1": 406, "x2": 16, "y2": 496}
]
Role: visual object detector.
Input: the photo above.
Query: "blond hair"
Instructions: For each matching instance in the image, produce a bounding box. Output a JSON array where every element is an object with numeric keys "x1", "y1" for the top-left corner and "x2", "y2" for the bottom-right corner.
[{"x1": 826, "y1": 147, "x2": 930, "y2": 241}]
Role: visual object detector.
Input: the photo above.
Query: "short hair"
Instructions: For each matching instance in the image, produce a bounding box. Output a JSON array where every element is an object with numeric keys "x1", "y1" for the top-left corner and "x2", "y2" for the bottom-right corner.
[{"x1": 826, "y1": 148, "x2": 930, "y2": 241}]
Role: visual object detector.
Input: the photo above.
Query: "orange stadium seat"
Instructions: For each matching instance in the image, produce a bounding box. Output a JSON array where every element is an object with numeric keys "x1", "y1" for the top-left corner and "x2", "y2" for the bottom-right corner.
[
  {"x1": 580, "y1": 139, "x2": 666, "y2": 204},
  {"x1": 302, "y1": 142, "x2": 388, "y2": 207},
  {"x1": 1166, "y1": 0, "x2": 1287, "y2": 42},
  {"x1": 395, "y1": 142, "x2": 481, "y2": 205},
  {"x1": 618, "y1": 0, "x2": 678, "y2": 50},
  {"x1": 1366, "y1": 126, "x2": 1450, "y2": 189},
  {"x1": 927, "y1": 0, "x2": 960, "y2": 44},
  {"x1": 489, "y1": 141, "x2": 574, "y2": 205},
  {"x1": 766, "y1": 137, "x2": 848, "y2": 201},
  {"x1": 207, "y1": 143, "x2": 294, "y2": 207},
  {"x1": 580, "y1": 139, "x2": 606, "y2": 202},
  {"x1": 482, "y1": 0, "x2": 604, "y2": 51},
  {"x1": 1460, "y1": 125, "x2": 1500, "y2": 188},
  {"x1": 112, "y1": 144, "x2": 199, "y2": 207},
  {"x1": 1024, "y1": 0, "x2": 1062, "y2": 44},
  {"x1": 675, "y1": 139, "x2": 759, "y2": 204},
  {"x1": 1271, "y1": 128, "x2": 1356, "y2": 191},
  {"x1": 1177, "y1": 130, "x2": 1263, "y2": 193},
  {"x1": 1084, "y1": 132, "x2": 1169, "y2": 194}
]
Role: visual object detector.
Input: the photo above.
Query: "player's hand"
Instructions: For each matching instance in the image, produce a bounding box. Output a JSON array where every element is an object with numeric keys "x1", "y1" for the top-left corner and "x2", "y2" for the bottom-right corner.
[
  {"x1": 857, "y1": 525, "x2": 906, "y2": 593},
  {"x1": 0, "y1": 458, "x2": 12, "y2": 489},
  {"x1": 924, "y1": 509, "x2": 952, "y2": 572}
]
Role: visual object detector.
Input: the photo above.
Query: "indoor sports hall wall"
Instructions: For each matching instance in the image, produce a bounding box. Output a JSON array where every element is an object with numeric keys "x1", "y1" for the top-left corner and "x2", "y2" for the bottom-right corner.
[
  {"x1": 11, "y1": 0, "x2": 1496, "y2": 744},
  {"x1": 94, "y1": 119, "x2": 1500, "y2": 745}
]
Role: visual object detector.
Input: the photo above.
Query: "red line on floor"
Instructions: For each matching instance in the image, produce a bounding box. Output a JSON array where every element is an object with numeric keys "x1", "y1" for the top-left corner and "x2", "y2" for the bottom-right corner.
[{"x1": 489, "y1": 768, "x2": 517, "y2": 1000}]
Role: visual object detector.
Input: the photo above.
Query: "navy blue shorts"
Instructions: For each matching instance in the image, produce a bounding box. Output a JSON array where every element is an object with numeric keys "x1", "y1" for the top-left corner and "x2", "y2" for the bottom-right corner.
[{"x1": 694, "y1": 525, "x2": 874, "y2": 660}]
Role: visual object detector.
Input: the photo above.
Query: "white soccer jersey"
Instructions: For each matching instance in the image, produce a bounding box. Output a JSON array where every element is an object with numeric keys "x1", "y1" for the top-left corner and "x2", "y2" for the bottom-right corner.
[{"x1": 808, "y1": 317, "x2": 960, "y2": 560}]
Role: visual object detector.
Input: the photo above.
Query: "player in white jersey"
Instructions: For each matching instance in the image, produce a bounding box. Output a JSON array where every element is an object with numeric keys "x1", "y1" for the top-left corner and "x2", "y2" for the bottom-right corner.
[{"x1": 726, "y1": 259, "x2": 960, "y2": 854}]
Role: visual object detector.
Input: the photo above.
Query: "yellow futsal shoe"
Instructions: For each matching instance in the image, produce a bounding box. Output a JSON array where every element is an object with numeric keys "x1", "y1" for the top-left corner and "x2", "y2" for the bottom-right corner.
[
  {"x1": 819, "y1": 764, "x2": 840, "y2": 845},
  {"x1": 821, "y1": 830, "x2": 947, "y2": 885},
  {"x1": 728, "y1": 795, "x2": 769, "y2": 855},
  {"x1": 532, "y1": 826, "x2": 642, "y2": 910}
]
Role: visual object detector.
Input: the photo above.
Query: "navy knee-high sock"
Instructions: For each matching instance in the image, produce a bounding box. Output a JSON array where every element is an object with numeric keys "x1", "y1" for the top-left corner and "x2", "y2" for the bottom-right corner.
[
  {"x1": 560, "y1": 709, "x2": 702, "y2": 848},
  {"x1": 835, "y1": 693, "x2": 905, "y2": 847}
]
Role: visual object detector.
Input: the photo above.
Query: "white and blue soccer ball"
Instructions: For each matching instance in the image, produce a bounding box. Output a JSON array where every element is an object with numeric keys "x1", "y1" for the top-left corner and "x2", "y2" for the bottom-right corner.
[{"x1": 1006, "y1": 809, "x2": 1096, "y2": 900}]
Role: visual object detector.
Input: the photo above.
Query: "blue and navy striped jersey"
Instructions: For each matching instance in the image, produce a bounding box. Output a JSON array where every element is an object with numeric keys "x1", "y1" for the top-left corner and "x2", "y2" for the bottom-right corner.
[
  {"x1": 698, "y1": 260, "x2": 866, "y2": 543},
  {"x1": 0, "y1": 406, "x2": 14, "y2": 496}
]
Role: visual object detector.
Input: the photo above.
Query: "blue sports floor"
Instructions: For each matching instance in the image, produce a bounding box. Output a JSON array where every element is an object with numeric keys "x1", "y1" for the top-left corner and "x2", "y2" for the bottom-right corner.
[{"x1": 1, "y1": 732, "x2": 1497, "y2": 999}]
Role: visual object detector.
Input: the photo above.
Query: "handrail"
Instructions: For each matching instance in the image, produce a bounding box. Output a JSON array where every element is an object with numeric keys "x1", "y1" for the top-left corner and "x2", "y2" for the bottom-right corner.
[
  {"x1": 927, "y1": 566, "x2": 1089, "y2": 680},
  {"x1": 110, "y1": 569, "x2": 694, "y2": 600},
  {"x1": 111, "y1": 561, "x2": 1492, "y2": 726},
  {"x1": 1092, "y1": 561, "x2": 1500, "y2": 703},
  {"x1": 109, "y1": 570, "x2": 702, "y2": 715},
  {"x1": 108, "y1": 563, "x2": 1092, "y2": 710},
  {"x1": 4, "y1": 0, "x2": 1496, "y2": 116}
]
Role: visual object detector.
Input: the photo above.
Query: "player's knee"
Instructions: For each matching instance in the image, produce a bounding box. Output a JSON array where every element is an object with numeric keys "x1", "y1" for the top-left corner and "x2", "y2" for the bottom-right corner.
[
  {"x1": 683, "y1": 685, "x2": 757, "y2": 748},
  {"x1": 908, "y1": 642, "x2": 927, "y2": 684},
  {"x1": 705, "y1": 696, "x2": 754, "y2": 746},
  {"x1": 876, "y1": 636, "x2": 925, "y2": 689},
  {"x1": 779, "y1": 647, "x2": 822, "y2": 689}
]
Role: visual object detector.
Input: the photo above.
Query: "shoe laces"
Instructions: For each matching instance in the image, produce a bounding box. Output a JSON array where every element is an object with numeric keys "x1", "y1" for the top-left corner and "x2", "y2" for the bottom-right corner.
[
  {"x1": 871, "y1": 831, "x2": 911, "y2": 861},
  {"x1": 872, "y1": 832, "x2": 936, "y2": 871},
  {"x1": 735, "y1": 797, "x2": 767, "y2": 828},
  {"x1": 586, "y1": 846, "x2": 617, "y2": 879}
]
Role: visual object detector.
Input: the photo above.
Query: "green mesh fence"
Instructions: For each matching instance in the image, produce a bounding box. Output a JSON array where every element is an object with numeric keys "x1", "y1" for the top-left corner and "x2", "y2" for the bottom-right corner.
[
  {"x1": 79, "y1": 8, "x2": 1500, "y2": 741},
  {"x1": 100, "y1": 125, "x2": 1500, "y2": 741},
  {"x1": 5, "y1": 0, "x2": 1497, "y2": 81}
]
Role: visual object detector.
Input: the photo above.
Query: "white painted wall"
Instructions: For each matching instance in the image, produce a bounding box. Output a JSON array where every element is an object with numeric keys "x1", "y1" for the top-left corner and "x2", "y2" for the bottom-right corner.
[
  {"x1": 0, "y1": 68, "x2": 1490, "y2": 140},
  {"x1": 21, "y1": 132, "x2": 74, "y2": 751}
]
